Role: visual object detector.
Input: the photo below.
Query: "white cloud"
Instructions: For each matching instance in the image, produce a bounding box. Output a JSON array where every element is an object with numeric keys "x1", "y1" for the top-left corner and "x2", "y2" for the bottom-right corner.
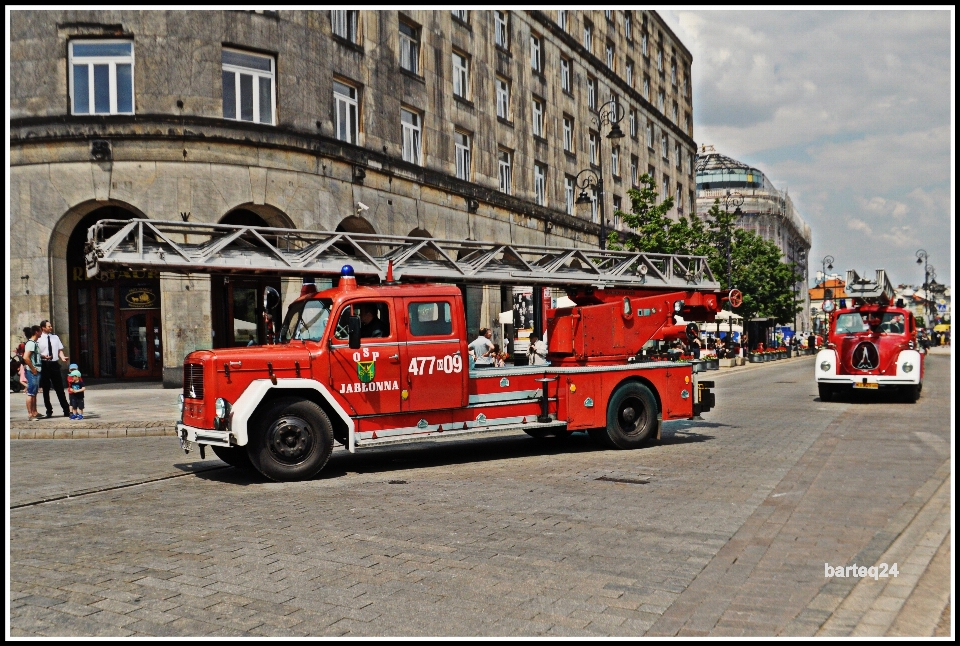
[{"x1": 661, "y1": 9, "x2": 953, "y2": 285}]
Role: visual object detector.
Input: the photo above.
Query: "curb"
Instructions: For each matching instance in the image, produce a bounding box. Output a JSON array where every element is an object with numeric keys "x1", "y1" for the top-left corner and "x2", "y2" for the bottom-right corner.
[{"x1": 10, "y1": 426, "x2": 177, "y2": 440}]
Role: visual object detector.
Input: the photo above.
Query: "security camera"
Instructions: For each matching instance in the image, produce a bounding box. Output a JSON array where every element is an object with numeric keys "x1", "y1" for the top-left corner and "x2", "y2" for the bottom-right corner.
[{"x1": 357, "y1": 202, "x2": 369, "y2": 211}]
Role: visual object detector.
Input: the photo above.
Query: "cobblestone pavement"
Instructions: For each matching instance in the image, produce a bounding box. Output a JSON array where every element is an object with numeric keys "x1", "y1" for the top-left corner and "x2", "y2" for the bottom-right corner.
[{"x1": 8, "y1": 352, "x2": 952, "y2": 636}]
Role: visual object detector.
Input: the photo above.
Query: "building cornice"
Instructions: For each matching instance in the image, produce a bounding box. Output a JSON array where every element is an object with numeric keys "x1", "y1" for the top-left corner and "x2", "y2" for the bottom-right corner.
[{"x1": 10, "y1": 114, "x2": 601, "y2": 238}]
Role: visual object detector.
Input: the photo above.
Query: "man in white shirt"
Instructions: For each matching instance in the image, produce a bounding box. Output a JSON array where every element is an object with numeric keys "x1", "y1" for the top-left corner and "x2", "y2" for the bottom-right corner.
[
  {"x1": 38, "y1": 319, "x2": 70, "y2": 418},
  {"x1": 468, "y1": 328, "x2": 495, "y2": 368}
]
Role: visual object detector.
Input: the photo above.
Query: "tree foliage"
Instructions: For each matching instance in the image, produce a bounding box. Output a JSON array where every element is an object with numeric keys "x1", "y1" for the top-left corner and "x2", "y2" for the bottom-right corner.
[{"x1": 609, "y1": 174, "x2": 803, "y2": 325}]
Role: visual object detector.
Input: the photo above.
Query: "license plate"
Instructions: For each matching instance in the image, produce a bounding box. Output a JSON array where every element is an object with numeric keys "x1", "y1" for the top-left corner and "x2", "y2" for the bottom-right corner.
[{"x1": 853, "y1": 382, "x2": 879, "y2": 389}]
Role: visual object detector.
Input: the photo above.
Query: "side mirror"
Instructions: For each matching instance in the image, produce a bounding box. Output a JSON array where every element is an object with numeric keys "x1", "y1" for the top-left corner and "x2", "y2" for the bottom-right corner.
[
  {"x1": 348, "y1": 315, "x2": 361, "y2": 349},
  {"x1": 264, "y1": 285, "x2": 281, "y2": 312}
]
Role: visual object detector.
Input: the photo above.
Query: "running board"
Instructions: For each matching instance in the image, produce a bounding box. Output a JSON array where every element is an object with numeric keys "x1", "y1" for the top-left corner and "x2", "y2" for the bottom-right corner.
[{"x1": 352, "y1": 420, "x2": 568, "y2": 450}]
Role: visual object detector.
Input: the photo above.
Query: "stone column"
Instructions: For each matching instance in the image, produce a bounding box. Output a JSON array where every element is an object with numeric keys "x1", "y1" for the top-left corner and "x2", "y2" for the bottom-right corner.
[{"x1": 160, "y1": 272, "x2": 213, "y2": 388}]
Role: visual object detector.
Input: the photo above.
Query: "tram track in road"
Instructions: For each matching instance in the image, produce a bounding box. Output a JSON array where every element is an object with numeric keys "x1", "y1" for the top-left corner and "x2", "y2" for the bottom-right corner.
[{"x1": 9, "y1": 463, "x2": 232, "y2": 510}]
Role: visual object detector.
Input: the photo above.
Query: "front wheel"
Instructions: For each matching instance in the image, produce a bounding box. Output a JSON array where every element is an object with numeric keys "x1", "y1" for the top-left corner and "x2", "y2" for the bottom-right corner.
[
  {"x1": 596, "y1": 382, "x2": 659, "y2": 449},
  {"x1": 818, "y1": 384, "x2": 833, "y2": 402},
  {"x1": 247, "y1": 397, "x2": 334, "y2": 481},
  {"x1": 901, "y1": 384, "x2": 921, "y2": 403}
]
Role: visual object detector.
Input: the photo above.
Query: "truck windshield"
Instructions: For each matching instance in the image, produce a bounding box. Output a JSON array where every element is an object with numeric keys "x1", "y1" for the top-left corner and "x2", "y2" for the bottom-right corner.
[
  {"x1": 834, "y1": 313, "x2": 868, "y2": 334},
  {"x1": 834, "y1": 312, "x2": 906, "y2": 334},
  {"x1": 280, "y1": 299, "x2": 333, "y2": 342}
]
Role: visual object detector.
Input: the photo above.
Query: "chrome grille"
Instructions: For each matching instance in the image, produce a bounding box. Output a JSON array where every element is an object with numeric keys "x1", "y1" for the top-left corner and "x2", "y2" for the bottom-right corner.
[{"x1": 183, "y1": 363, "x2": 204, "y2": 399}]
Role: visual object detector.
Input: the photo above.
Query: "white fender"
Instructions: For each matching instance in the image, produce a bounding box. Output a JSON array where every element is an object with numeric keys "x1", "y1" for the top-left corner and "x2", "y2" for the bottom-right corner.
[
  {"x1": 894, "y1": 349, "x2": 922, "y2": 384},
  {"x1": 814, "y1": 348, "x2": 838, "y2": 382},
  {"x1": 228, "y1": 379, "x2": 355, "y2": 450}
]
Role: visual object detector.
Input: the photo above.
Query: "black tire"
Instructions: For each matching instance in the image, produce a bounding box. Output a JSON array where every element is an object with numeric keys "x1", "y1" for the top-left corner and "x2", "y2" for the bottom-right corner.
[
  {"x1": 210, "y1": 445, "x2": 254, "y2": 471},
  {"x1": 902, "y1": 384, "x2": 920, "y2": 403},
  {"x1": 246, "y1": 397, "x2": 334, "y2": 482},
  {"x1": 600, "y1": 382, "x2": 659, "y2": 449},
  {"x1": 818, "y1": 384, "x2": 833, "y2": 402}
]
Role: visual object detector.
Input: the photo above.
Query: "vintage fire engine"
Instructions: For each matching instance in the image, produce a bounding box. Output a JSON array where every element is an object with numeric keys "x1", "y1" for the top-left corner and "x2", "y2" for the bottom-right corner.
[
  {"x1": 86, "y1": 219, "x2": 739, "y2": 481},
  {"x1": 815, "y1": 269, "x2": 924, "y2": 402}
]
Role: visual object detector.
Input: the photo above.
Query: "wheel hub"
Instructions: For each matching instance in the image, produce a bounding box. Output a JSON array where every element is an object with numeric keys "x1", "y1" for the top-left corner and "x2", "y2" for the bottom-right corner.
[
  {"x1": 619, "y1": 398, "x2": 645, "y2": 435},
  {"x1": 268, "y1": 417, "x2": 313, "y2": 462}
]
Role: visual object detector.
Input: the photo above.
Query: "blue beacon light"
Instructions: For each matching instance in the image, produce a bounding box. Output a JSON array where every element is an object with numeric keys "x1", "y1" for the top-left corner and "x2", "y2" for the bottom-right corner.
[{"x1": 341, "y1": 265, "x2": 355, "y2": 276}]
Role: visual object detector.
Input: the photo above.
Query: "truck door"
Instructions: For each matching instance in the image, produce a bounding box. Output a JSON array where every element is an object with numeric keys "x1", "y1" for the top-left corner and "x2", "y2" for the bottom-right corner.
[
  {"x1": 328, "y1": 300, "x2": 402, "y2": 416},
  {"x1": 401, "y1": 297, "x2": 467, "y2": 412}
]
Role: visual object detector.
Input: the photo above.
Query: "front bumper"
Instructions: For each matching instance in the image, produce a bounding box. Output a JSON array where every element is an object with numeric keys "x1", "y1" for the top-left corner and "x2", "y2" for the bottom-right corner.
[
  {"x1": 815, "y1": 349, "x2": 921, "y2": 389},
  {"x1": 176, "y1": 423, "x2": 233, "y2": 448},
  {"x1": 816, "y1": 375, "x2": 919, "y2": 389}
]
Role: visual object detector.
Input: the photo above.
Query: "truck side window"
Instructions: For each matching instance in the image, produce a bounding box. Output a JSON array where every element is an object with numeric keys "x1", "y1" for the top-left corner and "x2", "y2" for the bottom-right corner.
[
  {"x1": 335, "y1": 301, "x2": 390, "y2": 340},
  {"x1": 408, "y1": 301, "x2": 453, "y2": 337}
]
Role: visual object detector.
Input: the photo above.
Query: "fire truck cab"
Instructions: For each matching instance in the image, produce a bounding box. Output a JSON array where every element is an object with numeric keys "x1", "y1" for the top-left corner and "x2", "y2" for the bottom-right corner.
[{"x1": 815, "y1": 269, "x2": 924, "y2": 402}]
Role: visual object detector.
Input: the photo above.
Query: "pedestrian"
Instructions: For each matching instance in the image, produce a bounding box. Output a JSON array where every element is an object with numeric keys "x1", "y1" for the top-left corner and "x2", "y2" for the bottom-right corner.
[
  {"x1": 22, "y1": 325, "x2": 43, "y2": 420},
  {"x1": 469, "y1": 328, "x2": 495, "y2": 368},
  {"x1": 491, "y1": 344, "x2": 506, "y2": 368},
  {"x1": 528, "y1": 333, "x2": 549, "y2": 365},
  {"x1": 67, "y1": 363, "x2": 86, "y2": 420},
  {"x1": 37, "y1": 319, "x2": 70, "y2": 418},
  {"x1": 690, "y1": 335, "x2": 702, "y2": 359}
]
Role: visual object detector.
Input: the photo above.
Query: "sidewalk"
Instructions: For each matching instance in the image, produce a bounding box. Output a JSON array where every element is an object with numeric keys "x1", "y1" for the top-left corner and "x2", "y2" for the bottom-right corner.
[{"x1": 9, "y1": 381, "x2": 179, "y2": 439}]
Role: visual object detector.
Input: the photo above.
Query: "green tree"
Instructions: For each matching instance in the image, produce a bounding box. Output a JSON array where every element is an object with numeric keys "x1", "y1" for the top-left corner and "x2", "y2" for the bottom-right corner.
[{"x1": 610, "y1": 180, "x2": 803, "y2": 325}]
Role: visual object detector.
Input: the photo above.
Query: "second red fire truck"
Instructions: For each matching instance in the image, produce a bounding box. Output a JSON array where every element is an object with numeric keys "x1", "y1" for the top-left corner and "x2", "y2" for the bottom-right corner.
[
  {"x1": 87, "y1": 220, "x2": 738, "y2": 481},
  {"x1": 815, "y1": 269, "x2": 924, "y2": 402}
]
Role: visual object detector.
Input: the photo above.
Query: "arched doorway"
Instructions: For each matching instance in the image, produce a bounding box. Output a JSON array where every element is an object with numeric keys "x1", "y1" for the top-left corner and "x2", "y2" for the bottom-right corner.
[
  {"x1": 66, "y1": 205, "x2": 163, "y2": 380},
  {"x1": 210, "y1": 208, "x2": 285, "y2": 348}
]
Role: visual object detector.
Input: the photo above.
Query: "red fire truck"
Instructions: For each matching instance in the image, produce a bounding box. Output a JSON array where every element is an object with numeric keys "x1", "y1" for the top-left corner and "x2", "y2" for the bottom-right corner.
[
  {"x1": 86, "y1": 220, "x2": 739, "y2": 481},
  {"x1": 815, "y1": 269, "x2": 924, "y2": 402}
]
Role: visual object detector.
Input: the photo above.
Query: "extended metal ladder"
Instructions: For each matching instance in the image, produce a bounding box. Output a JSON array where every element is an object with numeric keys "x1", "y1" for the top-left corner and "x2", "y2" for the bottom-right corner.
[
  {"x1": 845, "y1": 269, "x2": 894, "y2": 305},
  {"x1": 85, "y1": 219, "x2": 721, "y2": 291}
]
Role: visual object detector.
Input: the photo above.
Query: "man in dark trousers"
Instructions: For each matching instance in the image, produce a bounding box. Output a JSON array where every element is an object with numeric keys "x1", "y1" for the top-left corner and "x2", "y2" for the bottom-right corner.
[{"x1": 38, "y1": 319, "x2": 70, "y2": 418}]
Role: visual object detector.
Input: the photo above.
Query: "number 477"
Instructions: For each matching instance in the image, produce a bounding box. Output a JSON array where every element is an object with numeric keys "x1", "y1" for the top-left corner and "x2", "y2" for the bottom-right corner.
[{"x1": 408, "y1": 356, "x2": 436, "y2": 375}]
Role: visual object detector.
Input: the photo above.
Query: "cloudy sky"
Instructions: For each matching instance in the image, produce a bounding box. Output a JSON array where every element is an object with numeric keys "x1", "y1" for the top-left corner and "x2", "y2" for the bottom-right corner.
[{"x1": 660, "y1": 9, "x2": 953, "y2": 289}]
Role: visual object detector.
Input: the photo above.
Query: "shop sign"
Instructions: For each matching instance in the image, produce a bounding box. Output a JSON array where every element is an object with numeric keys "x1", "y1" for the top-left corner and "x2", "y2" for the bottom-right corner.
[
  {"x1": 71, "y1": 267, "x2": 159, "y2": 282},
  {"x1": 121, "y1": 285, "x2": 159, "y2": 309}
]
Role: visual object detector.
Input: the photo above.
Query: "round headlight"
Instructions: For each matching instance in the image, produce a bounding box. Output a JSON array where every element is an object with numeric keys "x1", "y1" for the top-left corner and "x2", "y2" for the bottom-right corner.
[
  {"x1": 674, "y1": 300, "x2": 684, "y2": 313},
  {"x1": 902, "y1": 362, "x2": 914, "y2": 374},
  {"x1": 215, "y1": 398, "x2": 227, "y2": 419},
  {"x1": 820, "y1": 361, "x2": 832, "y2": 372},
  {"x1": 178, "y1": 393, "x2": 185, "y2": 412}
]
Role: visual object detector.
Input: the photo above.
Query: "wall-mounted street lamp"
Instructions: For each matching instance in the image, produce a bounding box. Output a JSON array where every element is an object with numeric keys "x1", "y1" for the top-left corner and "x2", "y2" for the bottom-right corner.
[{"x1": 574, "y1": 99, "x2": 624, "y2": 250}]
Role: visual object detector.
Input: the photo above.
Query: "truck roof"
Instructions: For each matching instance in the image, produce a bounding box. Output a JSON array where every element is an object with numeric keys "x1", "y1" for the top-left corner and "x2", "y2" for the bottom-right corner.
[{"x1": 296, "y1": 282, "x2": 462, "y2": 303}]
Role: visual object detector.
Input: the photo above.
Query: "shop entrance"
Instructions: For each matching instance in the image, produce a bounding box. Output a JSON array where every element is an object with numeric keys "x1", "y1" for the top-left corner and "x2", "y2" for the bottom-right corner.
[
  {"x1": 120, "y1": 309, "x2": 163, "y2": 377},
  {"x1": 67, "y1": 206, "x2": 164, "y2": 380}
]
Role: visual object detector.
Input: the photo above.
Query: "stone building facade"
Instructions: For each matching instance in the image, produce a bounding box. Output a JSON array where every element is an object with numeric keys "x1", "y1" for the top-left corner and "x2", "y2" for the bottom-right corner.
[
  {"x1": 10, "y1": 10, "x2": 696, "y2": 386},
  {"x1": 695, "y1": 145, "x2": 813, "y2": 332}
]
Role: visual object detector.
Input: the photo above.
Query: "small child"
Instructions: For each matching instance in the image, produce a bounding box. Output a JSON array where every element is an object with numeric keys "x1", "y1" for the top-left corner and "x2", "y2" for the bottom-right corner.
[{"x1": 67, "y1": 363, "x2": 85, "y2": 420}]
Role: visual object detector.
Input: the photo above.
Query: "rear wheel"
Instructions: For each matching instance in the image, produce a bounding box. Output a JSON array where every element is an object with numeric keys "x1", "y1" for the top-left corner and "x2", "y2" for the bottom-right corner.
[
  {"x1": 211, "y1": 445, "x2": 254, "y2": 471},
  {"x1": 247, "y1": 397, "x2": 334, "y2": 481},
  {"x1": 818, "y1": 384, "x2": 833, "y2": 402},
  {"x1": 597, "y1": 382, "x2": 659, "y2": 449}
]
